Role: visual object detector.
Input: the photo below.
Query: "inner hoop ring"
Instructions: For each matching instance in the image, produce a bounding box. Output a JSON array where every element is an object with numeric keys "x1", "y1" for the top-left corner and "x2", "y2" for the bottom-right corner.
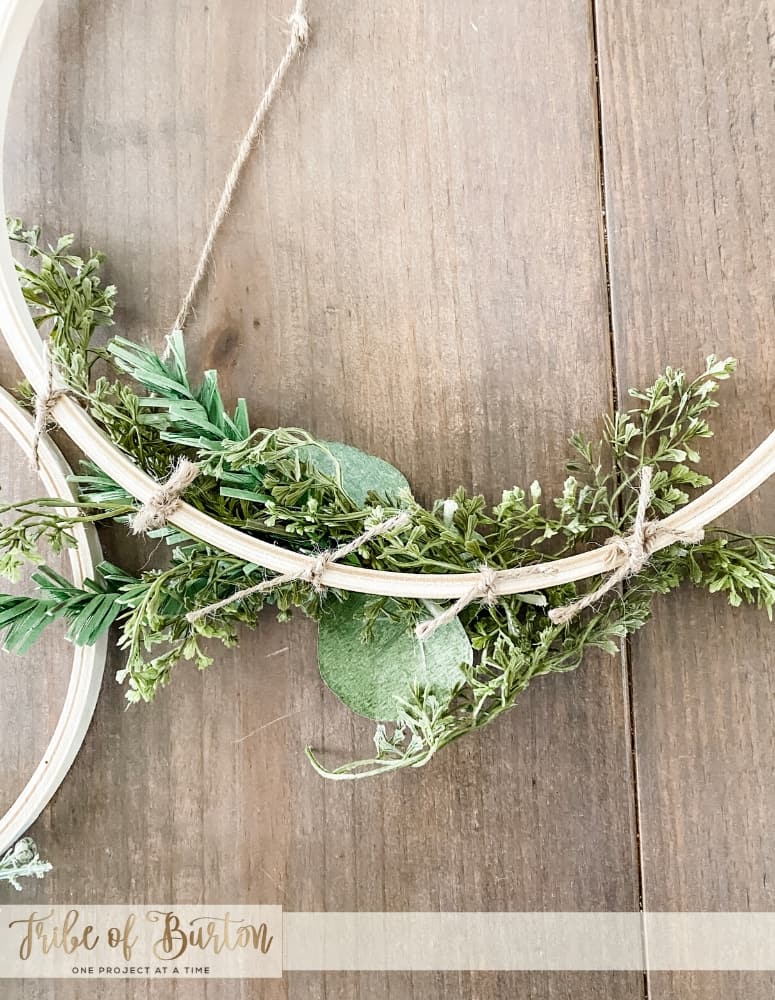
[
  {"x1": 2, "y1": 0, "x2": 774, "y2": 600},
  {"x1": 0, "y1": 388, "x2": 106, "y2": 855}
]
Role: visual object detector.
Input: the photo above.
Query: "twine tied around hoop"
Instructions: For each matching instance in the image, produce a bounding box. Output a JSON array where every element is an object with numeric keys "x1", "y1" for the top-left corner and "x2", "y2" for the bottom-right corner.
[
  {"x1": 548, "y1": 466, "x2": 705, "y2": 627},
  {"x1": 31, "y1": 343, "x2": 65, "y2": 470},
  {"x1": 186, "y1": 511, "x2": 412, "y2": 624},
  {"x1": 131, "y1": 459, "x2": 201, "y2": 535},
  {"x1": 415, "y1": 564, "x2": 499, "y2": 641}
]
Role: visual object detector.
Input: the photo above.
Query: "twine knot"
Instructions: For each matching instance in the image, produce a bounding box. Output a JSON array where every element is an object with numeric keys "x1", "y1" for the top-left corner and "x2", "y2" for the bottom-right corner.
[
  {"x1": 31, "y1": 343, "x2": 65, "y2": 470},
  {"x1": 604, "y1": 520, "x2": 659, "y2": 575},
  {"x1": 304, "y1": 552, "x2": 333, "y2": 593},
  {"x1": 548, "y1": 466, "x2": 705, "y2": 627},
  {"x1": 477, "y1": 564, "x2": 499, "y2": 606},
  {"x1": 288, "y1": 2, "x2": 310, "y2": 45},
  {"x1": 131, "y1": 459, "x2": 201, "y2": 535},
  {"x1": 415, "y1": 563, "x2": 499, "y2": 642}
]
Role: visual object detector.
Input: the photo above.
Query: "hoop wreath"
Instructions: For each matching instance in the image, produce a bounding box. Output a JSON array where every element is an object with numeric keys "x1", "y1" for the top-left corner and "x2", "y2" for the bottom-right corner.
[
  {"x1": 2, "y1": 0, "x2": 775, "y2": 603},
  {"x1": 0, "y1": 388, "x2": 106, "y2": 855}
]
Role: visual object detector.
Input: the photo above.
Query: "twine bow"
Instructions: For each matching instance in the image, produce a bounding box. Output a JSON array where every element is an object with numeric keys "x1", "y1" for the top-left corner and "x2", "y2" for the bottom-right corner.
[{"x1": 548, "y1": 466, "x2": 705, "y2": 626}]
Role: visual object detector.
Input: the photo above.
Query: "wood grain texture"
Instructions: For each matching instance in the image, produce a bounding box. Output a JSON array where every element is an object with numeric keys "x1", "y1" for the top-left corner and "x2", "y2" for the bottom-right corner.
[
  {"x1": 0, "y1": 445, "x2": 71, "y2": 827},
  {"x1": 597, "y1": 0, "x2": 775, "y2": 996},
  {"x1": 0, "y1": 0, "x2": 666, "y2": 997}
]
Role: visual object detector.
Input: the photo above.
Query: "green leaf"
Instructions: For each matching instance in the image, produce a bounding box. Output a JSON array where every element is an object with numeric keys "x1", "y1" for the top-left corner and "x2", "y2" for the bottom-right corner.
[
  {"x1": 300, "y1": 441, "x2": 411, "y2": 506},
  {"x1": 318, "y1": 593, "x2": 470, "y2": 721},
  {"x1": 0, "y1": 564, "x2": 127, "y2": 654}
]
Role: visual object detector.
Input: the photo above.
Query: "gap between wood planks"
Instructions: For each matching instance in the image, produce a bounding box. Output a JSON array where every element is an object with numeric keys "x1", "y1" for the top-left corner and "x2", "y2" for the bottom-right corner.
[{"x1": 589, "y1": 2, "x2": 650, "y2": 998}]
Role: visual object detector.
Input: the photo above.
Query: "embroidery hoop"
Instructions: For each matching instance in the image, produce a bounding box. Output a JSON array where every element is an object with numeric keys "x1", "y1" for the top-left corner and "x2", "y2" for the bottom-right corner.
[
  {"x1": 0, "y1": 387, "x2": 106, "y2": 855},
  {"x1": 1, "y1": 0, "x2": 775, "y2": 601}
]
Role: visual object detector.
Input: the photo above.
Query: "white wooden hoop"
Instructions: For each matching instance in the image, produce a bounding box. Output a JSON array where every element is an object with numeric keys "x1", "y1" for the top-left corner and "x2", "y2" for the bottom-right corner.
[
  {"x1": 1, "y1": 0, "x2": 774, "y2": 600},
  {"x1": 0, "y1": 388, "x2": 106, "y2": 855}
]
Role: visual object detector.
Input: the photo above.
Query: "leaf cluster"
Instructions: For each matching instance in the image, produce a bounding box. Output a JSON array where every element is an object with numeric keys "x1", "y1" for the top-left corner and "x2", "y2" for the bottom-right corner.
[{"x1": 9, "y1": 219, "x2": 115, "y2": 395}]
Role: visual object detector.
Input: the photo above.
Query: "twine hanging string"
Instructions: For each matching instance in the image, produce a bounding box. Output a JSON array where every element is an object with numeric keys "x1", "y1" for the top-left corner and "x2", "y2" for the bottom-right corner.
[
  {"x1": 548, "y1": 466, "x2": 705, "y2": 627},
  {"x1": 415, "y1": 564, "x2": 498, "y2": 641},
  {"x1": 164, "y1": 0, "x2": 310, "y2": 356},
  {"x1": 131, "y1": 459, "x2": 201, "y2": 535},
  {"x1": 186, "y1": 511, "x2": 411, "y2": 624},
  {"x1": 31, "y1": 342, "x2": 65, "y2": 471},
  {"x1": 26, "y1": 5, "x2": 703, "y2": 626},
  {"x1": 32, "y1": 1, "x2": 309, "y2": 478},
  {"x1": 133, "y1": 4, "x2": 310, "y2": 523}
]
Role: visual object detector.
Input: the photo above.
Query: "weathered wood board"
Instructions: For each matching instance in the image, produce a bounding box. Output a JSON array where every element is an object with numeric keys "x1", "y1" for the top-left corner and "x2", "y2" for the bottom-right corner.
[{"x1": 1, "y1": 0, "x2": 772, "y2": 996}]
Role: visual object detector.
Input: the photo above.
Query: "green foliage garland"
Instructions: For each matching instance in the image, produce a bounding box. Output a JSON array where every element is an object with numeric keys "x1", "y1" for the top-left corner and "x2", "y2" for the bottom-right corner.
[{"x1": 3, "y1": 219, "x2": 774, "y2": 780}]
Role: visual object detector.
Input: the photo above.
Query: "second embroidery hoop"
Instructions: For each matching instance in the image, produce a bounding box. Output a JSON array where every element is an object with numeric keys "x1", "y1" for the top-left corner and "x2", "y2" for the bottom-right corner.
[{"x1": 0, "y1": 387, "x2": 106, "y2": 855}]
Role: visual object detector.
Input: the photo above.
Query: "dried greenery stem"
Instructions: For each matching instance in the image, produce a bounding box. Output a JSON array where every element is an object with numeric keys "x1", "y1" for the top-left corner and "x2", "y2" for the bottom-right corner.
[{"x1": 3, "y1": 219, "x2": 774, "y2": 779}]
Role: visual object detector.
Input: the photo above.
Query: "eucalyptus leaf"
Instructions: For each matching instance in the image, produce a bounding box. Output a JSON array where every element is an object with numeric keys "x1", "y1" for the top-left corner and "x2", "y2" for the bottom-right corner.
[
  {"x1": 318, "y1": 593, "x2": 471, "y2": 721},
  {"x1": 300, "y1": 441, "x2": 411, "y2": 506}
]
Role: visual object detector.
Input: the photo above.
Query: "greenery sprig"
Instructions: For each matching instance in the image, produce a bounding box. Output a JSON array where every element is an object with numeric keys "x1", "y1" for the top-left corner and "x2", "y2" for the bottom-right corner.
[
  {"x1": 3, "y1": 219, "x2": 774, "y2": 779},
  {"x1": 0, "y1": 838, "x2": 52, "y2": 891}
]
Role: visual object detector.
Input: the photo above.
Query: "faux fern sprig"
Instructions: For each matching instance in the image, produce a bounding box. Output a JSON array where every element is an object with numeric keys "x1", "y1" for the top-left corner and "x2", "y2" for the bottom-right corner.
[
  {"x1": 108, "y1": 333, "x2": 252, "y2": 448},
  {"x1": 0, "y1": 563, "x2": 126, "y2": 653}
]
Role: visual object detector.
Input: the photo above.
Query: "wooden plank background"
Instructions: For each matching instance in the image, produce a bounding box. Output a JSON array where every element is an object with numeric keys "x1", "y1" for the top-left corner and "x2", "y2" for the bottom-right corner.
[
  {"x1": 0, "y1": 0, "x2": 772, "y2": 997},
  {"x1": 598, "y1": 1, "x2": 775, "y2": 997}
]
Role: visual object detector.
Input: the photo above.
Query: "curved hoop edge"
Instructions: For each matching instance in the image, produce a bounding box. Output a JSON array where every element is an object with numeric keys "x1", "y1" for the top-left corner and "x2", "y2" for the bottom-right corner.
[
  {"x1": 0, "y1": 388, "x2": 107, "y2": 856},
  {"x1": 1, "y1": 0, "x2": 774, "y2": 600}
]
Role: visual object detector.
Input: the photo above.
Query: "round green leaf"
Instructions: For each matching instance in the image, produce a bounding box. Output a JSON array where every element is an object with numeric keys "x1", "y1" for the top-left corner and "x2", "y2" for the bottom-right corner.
[
  {"x1": 301, "y1": 440, "x2": 411, "y2": 506},
  {"x1": 318, "y1": 593, "x2": 471, "y2": 721}
]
